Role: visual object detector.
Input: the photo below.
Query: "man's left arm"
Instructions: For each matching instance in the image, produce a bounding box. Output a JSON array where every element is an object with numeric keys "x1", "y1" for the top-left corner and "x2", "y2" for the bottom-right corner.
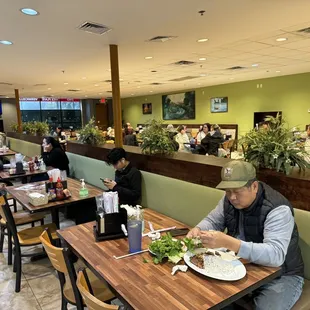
[{"x1": 237, "y1": 205, "x2": 294, "y2": 267}]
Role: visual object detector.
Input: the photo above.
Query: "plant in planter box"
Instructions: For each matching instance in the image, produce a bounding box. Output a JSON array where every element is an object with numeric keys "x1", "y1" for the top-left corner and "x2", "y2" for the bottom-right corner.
[
  {"x1": 35, "y1": 121, "x2": 50, "y2": 136},
  {"x1": 240, "y1": 114, "x2": 310, "y2": 174},
  {"x1": 140, "y1": 119, "x2": 175, "y2": 155},
  {"x1": 78, "y1": 118, "x2": 105, "y2": 145},
  {"x1": 22, "y1": 122, "x2": 37, "y2": 135},
  {"x1": 10, "y1": 122, "x2": 19, "y2": 132}
]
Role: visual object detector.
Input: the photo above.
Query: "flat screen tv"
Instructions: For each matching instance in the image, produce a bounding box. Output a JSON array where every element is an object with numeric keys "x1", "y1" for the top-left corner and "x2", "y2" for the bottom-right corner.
[
  {"x1": 253, "y1": 111, "x2": 282, "y2": 128},
  {"x1": 211, "y1": 97, "x2": 228, "y2": 113}
]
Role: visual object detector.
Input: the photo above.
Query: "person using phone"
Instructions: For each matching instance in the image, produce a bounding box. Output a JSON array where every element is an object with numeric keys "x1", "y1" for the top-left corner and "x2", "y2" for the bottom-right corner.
[{"x1": 105, "y1": 147, "x2": 142, "y2": 205}]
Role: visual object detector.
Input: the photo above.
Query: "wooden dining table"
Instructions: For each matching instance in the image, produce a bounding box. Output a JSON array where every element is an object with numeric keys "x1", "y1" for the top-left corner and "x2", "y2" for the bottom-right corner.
[
  {"x1": 0, "y1": 149, "x2": 16, "y2": 157},
  {"x1": 0, "y1": 169, "x2": 48, "y2": 182},
  {"x1": 6, "y1": 178, "x2": 102, "y2": 228},
  {"x1": 57, "y1": 209, "x2": 281, "y2": 310}
]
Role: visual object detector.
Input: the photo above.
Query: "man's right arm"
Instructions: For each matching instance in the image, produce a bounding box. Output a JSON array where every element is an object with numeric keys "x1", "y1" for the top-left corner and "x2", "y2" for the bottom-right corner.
[{"x1": 196, "y1": 195, "x2": 226, "y2": 232}]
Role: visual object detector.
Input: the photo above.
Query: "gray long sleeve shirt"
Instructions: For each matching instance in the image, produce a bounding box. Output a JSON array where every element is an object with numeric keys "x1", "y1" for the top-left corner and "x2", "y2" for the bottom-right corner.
[{"x1": 196, "y1": 196, "x2": 294, "y2": 267}]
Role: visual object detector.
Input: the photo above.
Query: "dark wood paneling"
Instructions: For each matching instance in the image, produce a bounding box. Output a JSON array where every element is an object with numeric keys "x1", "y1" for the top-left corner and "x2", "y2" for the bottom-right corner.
[{"x1": 7, "y1": 132, "x2": 310, "y2": 211}]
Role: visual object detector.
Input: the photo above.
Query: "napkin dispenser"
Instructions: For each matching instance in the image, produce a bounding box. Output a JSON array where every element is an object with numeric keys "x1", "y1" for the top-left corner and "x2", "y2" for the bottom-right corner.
[
  {"x1": 15, "y1": 162, "x2": 24, "y2": 174},
  {"x1": 94, "y1": 208, "x2": 127, "y2": 241}
]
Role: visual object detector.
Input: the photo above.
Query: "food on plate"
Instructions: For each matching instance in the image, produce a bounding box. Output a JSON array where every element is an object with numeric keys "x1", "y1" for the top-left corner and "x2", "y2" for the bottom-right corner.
[
  {"x1": 148, "y1": 234, "x2": 204, "y2": 264},
  {"x1": 190, "y1": 253, "x2": 204, "y2": 269}
]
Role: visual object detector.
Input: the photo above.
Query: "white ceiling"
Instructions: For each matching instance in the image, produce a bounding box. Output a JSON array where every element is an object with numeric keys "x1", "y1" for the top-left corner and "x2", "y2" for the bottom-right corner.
[{"x1": 1, "y1": 0, "x2": 310, "y2": 99}]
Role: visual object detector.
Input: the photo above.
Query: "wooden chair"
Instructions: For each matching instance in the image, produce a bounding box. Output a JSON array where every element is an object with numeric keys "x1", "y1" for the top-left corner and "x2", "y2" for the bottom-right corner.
[
  {"x1": 40, "y1": 230, "x2": 115, "y2": 310},
  {"x1": 77, "y1": 269, "x2": 119, "y2": 310},
  {"x1": 0, "y1": 199, "x2": 57, "y2": 293}
]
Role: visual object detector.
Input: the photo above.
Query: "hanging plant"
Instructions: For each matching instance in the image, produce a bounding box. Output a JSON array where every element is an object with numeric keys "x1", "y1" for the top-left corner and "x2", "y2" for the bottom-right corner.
[{"x1": 240, "y1": 114, "x2": 310, "y2": 174}]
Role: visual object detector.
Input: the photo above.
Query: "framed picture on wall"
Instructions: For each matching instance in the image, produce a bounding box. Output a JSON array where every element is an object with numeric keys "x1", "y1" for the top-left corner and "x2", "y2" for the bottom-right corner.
[
  {"x1": 142, "y1": 103, "x2": 152, "y2": 115},
  {"x1": 162, "y1": 91, "x2": 195, "y2": 120},
  {"x1": 211, "y1": 97, "x2": 228, "y2": 113}
]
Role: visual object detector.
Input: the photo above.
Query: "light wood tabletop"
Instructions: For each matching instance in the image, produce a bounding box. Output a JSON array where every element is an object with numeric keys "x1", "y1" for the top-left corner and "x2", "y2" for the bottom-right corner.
[
  {"x1": 0, "y1": 169, "x2": 48, "y2": 181},
  {"x1": 57, "y1": 209, "x2": 281, "y2": 310},
  {"x1": 0, "y1": 149, "x2": 16, "y2": 157},
  {"x1": 7, "y1": 178, "x2": 102, "y2": 227}
]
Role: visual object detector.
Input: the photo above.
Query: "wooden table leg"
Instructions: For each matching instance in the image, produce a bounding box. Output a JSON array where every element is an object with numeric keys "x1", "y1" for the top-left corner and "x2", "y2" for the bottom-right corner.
[{"x1": 51, "y1": 209, "x2": 60, "y2": 229}]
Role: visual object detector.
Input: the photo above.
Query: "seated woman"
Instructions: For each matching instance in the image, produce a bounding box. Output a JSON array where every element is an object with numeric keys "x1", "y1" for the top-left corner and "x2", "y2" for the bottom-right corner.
[
  {"x1": 42, "y1": 136, "x2": 70, "y2": 177},
  {"x1": 201, "y1": 124, "x2": 224, "y2": 156},
  {"x1": 196, "y1": 123, "x2": 211, "y2": 144},
  {"x1": 175, "y1": 125, "x2": 190, "y2": 152}
]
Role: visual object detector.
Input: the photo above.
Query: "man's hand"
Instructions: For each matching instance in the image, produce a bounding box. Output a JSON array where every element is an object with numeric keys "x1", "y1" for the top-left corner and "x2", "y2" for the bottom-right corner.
[
  {"x1": 104, "y1": 180, "x2": 117, "y2": 190},
  {"x1": 186, "y1": 227, "x2": 201, "y2": 239},
  {"x1": 199, "y1": 231, "x2": 241, "y2": 253}
]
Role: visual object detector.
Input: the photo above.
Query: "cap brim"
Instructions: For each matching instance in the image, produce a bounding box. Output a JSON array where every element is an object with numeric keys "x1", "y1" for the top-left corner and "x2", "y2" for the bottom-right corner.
[{"x1": 216, "y1": 180, "x2": 248, "y2": 189}]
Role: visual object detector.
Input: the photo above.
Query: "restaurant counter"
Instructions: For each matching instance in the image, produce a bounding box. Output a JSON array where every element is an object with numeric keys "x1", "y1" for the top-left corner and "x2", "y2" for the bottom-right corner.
[{"x1": 6, "y1": 132, "x2": 310, "y2": 212}]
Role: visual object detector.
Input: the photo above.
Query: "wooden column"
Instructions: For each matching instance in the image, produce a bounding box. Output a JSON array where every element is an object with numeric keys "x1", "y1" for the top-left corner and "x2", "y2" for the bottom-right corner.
[
  {"x1": 109, "y1": 44, "x2": 123, "y2": 147},
  {"x1": 14, "y1": 89, "x2": 22, "y2": 133}
]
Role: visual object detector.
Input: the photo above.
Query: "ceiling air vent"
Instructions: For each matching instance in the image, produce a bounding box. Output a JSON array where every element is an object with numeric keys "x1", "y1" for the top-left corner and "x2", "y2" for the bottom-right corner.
[
  {"x1": 148, "y1": 36, "x2": 177, "y2": 42},
  {"x1": 78, "y1": 21, "x2": 111, "y2": 35},
  {"x1": 173, "y1": 60, "x2": 196, "y2": 66},
  {"x1": 34, "y1": 83, "x2": 47, "y2": 87},
  {"x1": 169, "y1": 76, "x2": 199, "y2": 82},
  {"x1": 104, "y1": 80, "x2": 112, "y2": 83},
  {"x1": 226, "y1": 66, "x2": 246, "y2": 70},
  {"x1": 106, "y1": 91, "x2": 112, "y2": 93},
  {"x1": 67, "y1": 89, "x2": 81, "y2": 92},
  {"x1": 150, "y1": 82, "x2": 162, "y2": 85},
  {"x1": 0, "y1": 82, "x2": 13, "y2": 86},
  {"x1": 297, "y1": 27, "x2": 310, "y2": 34}
]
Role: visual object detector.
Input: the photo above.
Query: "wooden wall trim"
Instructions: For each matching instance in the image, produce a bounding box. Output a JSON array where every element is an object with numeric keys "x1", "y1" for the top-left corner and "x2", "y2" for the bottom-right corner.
[{"x1": 6, "y1": 132, "x2": 310, "y2": 211}]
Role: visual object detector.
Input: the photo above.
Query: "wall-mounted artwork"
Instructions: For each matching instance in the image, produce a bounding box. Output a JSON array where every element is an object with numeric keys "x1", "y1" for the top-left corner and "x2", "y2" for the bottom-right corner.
[
  {"x1": 162, "y1": 91, "x2": 195, "y2": 120},
  {"x1": 211, "y1": 97, "x2": 228, "y2": 113},
  {"x1": 142, "y1": 103, "x2": 152, "y2": 115}
]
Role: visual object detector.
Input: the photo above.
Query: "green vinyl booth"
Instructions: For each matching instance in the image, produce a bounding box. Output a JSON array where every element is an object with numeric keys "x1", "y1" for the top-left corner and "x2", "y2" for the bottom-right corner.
[{"x1": 7, "y1": 141, "x2": 310, "y2": 309}]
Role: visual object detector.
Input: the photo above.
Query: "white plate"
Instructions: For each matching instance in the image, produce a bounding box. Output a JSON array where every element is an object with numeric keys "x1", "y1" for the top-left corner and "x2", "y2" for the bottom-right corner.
[{"x1": 184, "y1": 248, "x2": 246, "y2": 281}]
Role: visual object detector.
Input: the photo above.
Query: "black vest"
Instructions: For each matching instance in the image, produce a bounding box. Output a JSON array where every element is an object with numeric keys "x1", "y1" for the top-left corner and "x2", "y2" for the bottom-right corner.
[{"x1": 224, "y1": 182, "x2": 304, "y2": 277}]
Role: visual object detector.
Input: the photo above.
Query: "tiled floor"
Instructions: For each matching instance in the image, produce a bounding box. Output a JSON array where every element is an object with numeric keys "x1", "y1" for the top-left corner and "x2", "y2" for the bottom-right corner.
[{"x1": 0, "y1": 210, "x2": 77, "y2": 310}]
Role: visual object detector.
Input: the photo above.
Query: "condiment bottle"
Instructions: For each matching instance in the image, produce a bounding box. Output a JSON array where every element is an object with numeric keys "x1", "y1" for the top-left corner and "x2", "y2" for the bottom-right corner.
[
  {"x1": 56, "y1": 177, "x2": 64, "y2": 199},
  {"x1": 79, "y1": 179, "x2": 89, "y2": 197}
]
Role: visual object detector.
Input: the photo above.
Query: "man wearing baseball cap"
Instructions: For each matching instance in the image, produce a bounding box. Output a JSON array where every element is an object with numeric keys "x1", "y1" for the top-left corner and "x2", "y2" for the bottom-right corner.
[{"x1": 187, "y1": 160, "x2": 304, "y2": 309}]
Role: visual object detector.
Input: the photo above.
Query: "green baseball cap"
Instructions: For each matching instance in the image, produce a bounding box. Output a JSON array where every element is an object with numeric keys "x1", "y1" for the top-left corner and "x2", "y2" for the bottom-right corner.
[{"x1": 216, "y1": 161, "x2": 256, "y2": 189}]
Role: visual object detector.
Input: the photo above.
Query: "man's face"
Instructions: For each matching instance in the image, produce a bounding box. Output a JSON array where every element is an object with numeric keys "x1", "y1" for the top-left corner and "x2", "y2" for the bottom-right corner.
[
  {"x1": 225, "y1": 181, "x2": 258, "y2": 209},
  {"x1": 113, "y1": 158, "x2": 126, "y2": 171}
]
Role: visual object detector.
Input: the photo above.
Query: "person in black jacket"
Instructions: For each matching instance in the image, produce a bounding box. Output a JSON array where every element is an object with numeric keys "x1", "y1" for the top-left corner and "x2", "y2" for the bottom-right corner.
[
  {"x1": 104, "y1": 148, "x2": 142, "y2": 205},
  {"x1": 42, "y1": 136, "x2": 70, "y2": 176},
  {"x1": 201, "y1": 124, "x2": 224, "y2": 156}
]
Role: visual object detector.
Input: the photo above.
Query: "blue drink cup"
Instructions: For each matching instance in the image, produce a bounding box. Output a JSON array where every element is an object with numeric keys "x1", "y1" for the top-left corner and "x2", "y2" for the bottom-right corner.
[{"x1": 127, "y1": 220, "x2": 142, "y2": 253}]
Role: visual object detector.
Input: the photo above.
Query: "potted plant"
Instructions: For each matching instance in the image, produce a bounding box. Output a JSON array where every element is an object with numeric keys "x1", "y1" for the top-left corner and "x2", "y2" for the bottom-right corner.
[
  {"x1": 35, "y1": 121, "x2": 50, "y2": 136},
  {"x1": 78, "y1": 118, "x2": 105, "y2": 145},
  {"x1": 22, "y1": 122, "x2": 37, "y2": 135},
  {"x1": 140, "y1": 119, "x2": 175, "y2": 155},
  {"x1": 10, "y1": 122, "x2": 19, "y2": 132},
  {"x1": 241, "y1": 114, "x2": 310, "y2": 174}
]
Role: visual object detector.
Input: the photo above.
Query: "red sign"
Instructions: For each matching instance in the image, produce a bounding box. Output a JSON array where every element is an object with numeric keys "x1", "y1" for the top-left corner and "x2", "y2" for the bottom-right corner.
[{"x1": 100, "y1": 98, "x2": 106, "y2": 104}]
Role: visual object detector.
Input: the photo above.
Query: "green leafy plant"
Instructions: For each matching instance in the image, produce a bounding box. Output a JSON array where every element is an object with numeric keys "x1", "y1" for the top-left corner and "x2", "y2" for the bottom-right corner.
[
  {"x1": 22, "y1": 122, "x2": 37, "y2": 135},
  {"x1": 34, "y1": 121, "x2": 50, "y2": 136},
  {"x1": 140, "y1": 119, "x2": 175, "y2": 155},
  {"x1": 78, "y1": 117, "x2": 105, "y2": 145},
  {"x1": 10, "y1": 122, "x2": 19, "y2": 132},
  {"x1": 240, "y1": 114, "x2": 310, "y2": 174}
]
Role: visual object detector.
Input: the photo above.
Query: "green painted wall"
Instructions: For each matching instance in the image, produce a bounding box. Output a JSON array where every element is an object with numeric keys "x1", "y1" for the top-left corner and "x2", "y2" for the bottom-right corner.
[{"x1": 122, "y1": 72, "x2": 310, "y2": 136}]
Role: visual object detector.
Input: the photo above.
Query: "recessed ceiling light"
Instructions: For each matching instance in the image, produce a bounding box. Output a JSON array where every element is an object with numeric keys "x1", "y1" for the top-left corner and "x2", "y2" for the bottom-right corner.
[
  {"x1": 94, "y1": 84, "x2": 98, "y2": 87},
  {"x1": 47, "y1": 88, "x2": 51, "y2": 90},
  {"x1": 131, "y1": 94, "x2": 135, "y2": 96},
  {"x1": 5, "y1": 96, "x2": 9, "y2": 98},
  {"x1": 51, "y1": 95, "x2": 54, "y2": 96},
  {"x1": 85, "y1": 95, "x2": 88, "y2": 97},
  {"x1": 276, "y1": 37, "x2": 287, "y2": 42},
  {"x1": 119, "y1": 79, "x2": 124, "y2": 81},
  {"x1": 20, "y1": 8, "x2": 39, "y2": 16},
  {"x1": 197, "y1": 38, "x2": 209, "y2": 43},
  {"x1": 137, "y1": 86, "x2": 141, "y2": 88},
  {"x1": 252, "y1": 64, "x2": 259, "y2": 67},
  {"x1": 107, "y1": 69, "x2": 111, "y2": 72},
  {"x1": 64, "y1": 82, "x2": 69, "y2": 85},
  {"x1": 145, "y1": 56, "x2": 153, "y2": 60},
  {"x1": 230, "y1": 77, "x2": 235, "y2": 80},
  {"x1": 99, "y1": 93, "x2": 102, "y2": 95},
  {"x1": 199, "y1": 57, "x2": 207, "y2": 61},
  {"x1": 0, "y1": 40, "x2": 13, "y2": 45},
  {"x1": 276, "y1": 70, "x2": 281, "y2": 73},
  {"x1": 149, "y1": 91, "x2": 153, "y2": 93},
  {"x1": 82, "y1": 77, "x2": 87, "y2": 79},
  {"x1": 200, "y1": 74, "x2": 207, "y2": 77},
  {"x1": 198, "y1": 83, "x2": 201, "y2": 85}
]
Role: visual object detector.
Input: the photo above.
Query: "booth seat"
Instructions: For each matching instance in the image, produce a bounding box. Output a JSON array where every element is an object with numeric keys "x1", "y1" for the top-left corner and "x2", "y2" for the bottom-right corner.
[
  {"x1": 6, "y1": 146, "x2": 310, "y2": 308},
  {"x1": 6, "y1": 137, "x2": 41, "y2": 158}
]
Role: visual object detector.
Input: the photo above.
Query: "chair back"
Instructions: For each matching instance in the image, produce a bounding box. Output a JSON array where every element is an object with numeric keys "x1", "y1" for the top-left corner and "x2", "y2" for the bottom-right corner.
[
  {"x1": 77, "y1": 270, "x2": 118, "y2": 310},
  {"x1": 40, "y1": 230, "x2": 84, "y2": 309},
  {"x1": 0, "y1": 196, "x2": 7, "y2": 221},
  {"x1": 39, "y1": 230, "x2": 68, "y2": 274}
]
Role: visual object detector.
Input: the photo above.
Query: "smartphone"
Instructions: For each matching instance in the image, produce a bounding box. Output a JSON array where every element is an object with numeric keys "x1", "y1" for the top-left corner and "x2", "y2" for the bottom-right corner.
[
  {"x1": 170, "y1": 228, "x2": 190, "y2": 237},
  {"x1": 100, "y1": 178, "x2": 112, "y2": 183}
]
